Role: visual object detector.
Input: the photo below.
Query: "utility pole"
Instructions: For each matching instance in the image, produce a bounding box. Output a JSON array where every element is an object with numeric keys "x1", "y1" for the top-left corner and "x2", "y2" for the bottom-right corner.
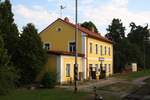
[{"x1": 74, "y1": 0, "x2": 78, "y2": 93}]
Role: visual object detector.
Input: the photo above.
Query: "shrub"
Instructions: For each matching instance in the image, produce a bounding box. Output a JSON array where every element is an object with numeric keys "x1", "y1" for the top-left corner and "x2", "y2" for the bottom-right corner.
[
  {"x1": 41, "y1": 72, "x2": 56, "y2": 88},
  {"x1": 0, "y1": 67, "x2": 19, "y2": 95}
]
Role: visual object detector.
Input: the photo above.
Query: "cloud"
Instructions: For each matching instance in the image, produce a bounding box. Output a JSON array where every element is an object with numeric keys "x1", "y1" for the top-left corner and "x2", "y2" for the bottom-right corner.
[
  {"x1": 13, "y1": 4, "x2": 59, "y2": 32},
  {"x1": 80, "y1": 0, "x2": 150, "y2": 35}
]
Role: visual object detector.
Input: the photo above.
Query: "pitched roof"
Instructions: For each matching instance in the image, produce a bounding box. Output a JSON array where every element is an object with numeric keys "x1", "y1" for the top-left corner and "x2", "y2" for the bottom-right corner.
[
  {"x1": 47, "y1": 50, "x2": 85, "y2": 57},
  {"x1": 39, "y1": 18, "x2": 112, "y2": 44},
  {"x1": 58, "y1": 18, "x2": 113, "y2": 44}
]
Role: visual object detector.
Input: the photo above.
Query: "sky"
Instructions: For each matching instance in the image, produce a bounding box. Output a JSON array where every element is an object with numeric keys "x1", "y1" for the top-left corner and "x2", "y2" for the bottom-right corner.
[{"x1": 11, "y1": 0, "x2": 150, "y2": 36}]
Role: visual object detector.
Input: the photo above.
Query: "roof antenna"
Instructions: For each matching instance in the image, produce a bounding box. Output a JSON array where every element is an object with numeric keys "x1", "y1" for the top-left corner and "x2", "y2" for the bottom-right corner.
[{"x1": 59, "y1": 0, "x2": 66, "y2": 18}]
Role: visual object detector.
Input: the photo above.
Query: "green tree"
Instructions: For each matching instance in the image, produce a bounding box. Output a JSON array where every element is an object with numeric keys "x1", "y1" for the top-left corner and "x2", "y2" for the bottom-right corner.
[
  {"x1": 0, "y1": 0, "x2": 19, "y2": 66},
  {"x1": 128, "y1": 22, "x2": 150, "y2": 69},
  {"x1": 0, "y1": 35, "x2": 18, "y2": 95},
  {"x1": 81, "y1": 21, "x2": 98, "y2": 33},
  {"x1": 105, "y1": 18, "x2": 126, "y2": 72},
  {"x1": 17, "y1": 23, "x2": 47, "y2": 85},
  {"x1": 105, "y1": 18, "x2": 125, "y2": 43}
]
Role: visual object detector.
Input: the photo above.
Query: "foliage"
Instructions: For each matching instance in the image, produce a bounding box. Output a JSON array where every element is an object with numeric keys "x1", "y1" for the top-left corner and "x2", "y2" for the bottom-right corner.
[
  {"x1": 16, "y1": 23, "x2": 47, "y2": 85},
  {"x1": 41, "y1": 72, "x2": 56, "y2": 88},
  {"x1": 105, "y1": 18, "x2": 125, "y2": 43},
  {"x1": 105, "y1": 18, "x2": 126, "y2": 72},
  {"x1": 0, "y1": 35, "x2": 19, "y2": 95},
  {"x1": 81, "y1": 21, "x2": 99, "y2": 33},
  {"x1": 0, "y1": 0, "x2": 19, "y2": 65},
  {"x1": 128, "y1": 22, "x2": 150, "y2": 68}
]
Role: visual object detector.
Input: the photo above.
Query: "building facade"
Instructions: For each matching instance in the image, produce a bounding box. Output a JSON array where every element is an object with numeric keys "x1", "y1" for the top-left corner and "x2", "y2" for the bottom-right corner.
[{"x1": 39, "y1": 17, "x2": 113, "y2": 84}]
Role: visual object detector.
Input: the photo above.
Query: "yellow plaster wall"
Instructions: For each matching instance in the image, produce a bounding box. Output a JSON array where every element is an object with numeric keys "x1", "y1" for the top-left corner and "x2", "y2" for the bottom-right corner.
[
  {"x1": 87, "y1": 37, "x2": 113, "y2": 78},
  {"x1": 39, "y1": 19, "x2": 82, "y2": 54},
  {"x1": 62, "y1": 56, "x2": 83, "y2": 83},
  {"x1": 36, "y1": 54, "x2": 57, "y2": 82}
]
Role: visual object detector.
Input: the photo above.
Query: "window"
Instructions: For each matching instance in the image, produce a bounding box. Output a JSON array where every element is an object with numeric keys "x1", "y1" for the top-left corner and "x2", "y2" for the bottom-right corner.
[
  {"x1": 96, "y1": 44, "x2": 98, "y2": 54},
  {"x1": 90, "y1": 43, "x2": 92, "y2": 53},
  {"x1": 56, "y1": 27, "x2": 62, "y2": 32},
  {"x1": 44, "y1": 43, "x2": 50, "y2": 50},
  {"x1": 95, "y1": 64, "x2": 98, "y2": 73},
  {"x1": 104, "y1": 46, "x2": 107, "y2": 55},
  {"x1": 69, "y1": 42, "x2": 75, "y2": 52},
  {"x1": 104, "y1": 64, "x2": 107, "y2": 71},
  {"x1": 66, "y1": 64, "x2": 70, "y2": 77},
  {"x1": 108, "y1": 64, "x2": 111, "y2": 72},
  {"x1": 108, "y1": 47, "x2": 110, "y2": 56},
  {"x1": 100, "y1": 45, "x2": 103, "y2": 56}
]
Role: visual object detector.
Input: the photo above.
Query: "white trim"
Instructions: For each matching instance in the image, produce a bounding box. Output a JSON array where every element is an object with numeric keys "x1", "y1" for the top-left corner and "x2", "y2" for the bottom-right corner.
[
  {"x1": 82, "y1": 32, "x2": 87, "y2": 79},
  {"x1": 43, "y1": 42, "x2": 51, "y2": 50},
  {"x1": 88, "y1": 57, "x2": 112, "y2": 61},
  {"x1": 60, "y1": 56, "x2": 64, "y2": 82}
]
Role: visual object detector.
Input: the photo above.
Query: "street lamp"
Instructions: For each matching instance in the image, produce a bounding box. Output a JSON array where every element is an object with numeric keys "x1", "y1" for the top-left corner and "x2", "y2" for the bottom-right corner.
[{"x1": 74, "y1": 0, "x2": 78, "y2": 93}]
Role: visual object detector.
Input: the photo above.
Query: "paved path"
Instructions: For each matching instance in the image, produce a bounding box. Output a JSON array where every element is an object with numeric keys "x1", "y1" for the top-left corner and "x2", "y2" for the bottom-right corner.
[
  {"x1": 132, "y1": 76, "x2": 150, "y2": 86},
  {"x1": 58, "y1": 77, "x2": 122, "y2": 92}
]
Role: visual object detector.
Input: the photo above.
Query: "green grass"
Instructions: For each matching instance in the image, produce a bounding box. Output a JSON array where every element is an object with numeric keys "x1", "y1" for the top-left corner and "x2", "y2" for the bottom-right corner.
[
  {"x1": 98, "y1": 82, "x2": 138, "y2": 93},
  {"x1": 0, "y1": 88, "x2": 87, "y2": 100},
  {"x1": 115, "y1": 69, "x2": 150, "y2": 81}
]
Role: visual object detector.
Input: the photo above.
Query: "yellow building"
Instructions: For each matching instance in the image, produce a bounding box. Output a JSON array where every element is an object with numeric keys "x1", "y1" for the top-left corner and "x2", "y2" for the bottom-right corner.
[{"x1": 39, "y1": 17, "x2": 113, "y2": 84}]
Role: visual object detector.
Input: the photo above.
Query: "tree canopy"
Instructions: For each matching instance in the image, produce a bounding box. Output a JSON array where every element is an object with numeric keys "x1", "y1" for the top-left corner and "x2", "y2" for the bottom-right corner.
[
  {"x1": 105, "y1": 18, "x2": 125, "y2": 43},
  {"x1": 17, "y1": 23, "x2": 47, "y2": 84},
  {"x1": 81, "y1": 21, "x2": 99, "y2": 33}
]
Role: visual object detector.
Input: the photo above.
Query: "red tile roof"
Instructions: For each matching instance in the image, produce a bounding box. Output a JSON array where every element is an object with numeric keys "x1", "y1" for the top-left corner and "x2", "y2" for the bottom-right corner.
[
  {"x1": 39, "y1": 18, "x2": 112, "y2": 44},
  {"x1": 47, "y1": 50, "x2": 85, "y2": 57},
  {"x1": 58, "y1": 18, "x2": 113, "y2": 44}
]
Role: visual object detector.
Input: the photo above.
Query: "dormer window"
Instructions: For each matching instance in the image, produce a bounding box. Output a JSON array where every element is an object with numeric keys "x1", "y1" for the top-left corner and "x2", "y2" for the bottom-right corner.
[{"x1": 69, "y1": 42, "x2": 75, "y2": 52}]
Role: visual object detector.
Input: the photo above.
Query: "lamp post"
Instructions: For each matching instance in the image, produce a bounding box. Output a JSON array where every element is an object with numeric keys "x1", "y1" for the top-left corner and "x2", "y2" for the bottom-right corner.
[{"x1": 74, "y1": 0, "x2": 78, "y2": 93}]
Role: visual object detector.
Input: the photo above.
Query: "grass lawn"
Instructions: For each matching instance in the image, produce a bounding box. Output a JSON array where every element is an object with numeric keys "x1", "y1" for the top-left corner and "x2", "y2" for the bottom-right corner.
[
  {"x1": 0, "y1": 88, "x2": 88, "y2": 100},
  {"x1": 114, "y1": 69, "x2": 150, "y2": 81},
  {"x1": 98, "y1": 82, "x2": 138, "y2": 93}
]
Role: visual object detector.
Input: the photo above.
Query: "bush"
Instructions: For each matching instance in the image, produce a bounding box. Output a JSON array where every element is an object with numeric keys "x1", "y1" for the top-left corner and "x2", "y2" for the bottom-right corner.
[
  {"x1": 0, "y1": 67, "x2": 19, "y2": 95},
  {"x1": 41, "y1": 72, "x2": 56, "y2": 88}
]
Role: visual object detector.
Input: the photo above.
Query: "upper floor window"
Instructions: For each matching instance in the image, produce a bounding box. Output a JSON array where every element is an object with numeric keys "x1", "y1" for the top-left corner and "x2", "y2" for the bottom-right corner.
[
  {"x1": 90, "y1": 43, "x2": 92, "y2": 53},
  {"x1": 96, "y1": 44, "x2": 98, "y2": 54},
  {"x1": 56, "y1": 27, "x2": 62, "y2": 32},
  {"x1": 104, "y1": 46, "x2": 107, "y2": 55},
  {"x1": 44, "y1": 43, "x2": 50, "y2": 50},
  {"x1": 100, "y1": 45, "x2": 103, "y2": 56},
  {"x1": 108, "y1": 47, "x2": 111, "y2": 56},
  {"x1": 69, "y1": 42, "x2": 75, "y2": 52}
]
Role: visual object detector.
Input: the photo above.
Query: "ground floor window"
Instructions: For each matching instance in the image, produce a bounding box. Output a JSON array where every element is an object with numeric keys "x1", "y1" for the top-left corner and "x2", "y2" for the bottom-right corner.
[
  {"x1": 104, "y1": 64, "x2": 107, "y2": 71},
  {"x1": 66, "y1": 64, "x2": 70, "y2": 77},
  {"x1": 95, "y1": 64, "x2": 99, "y2": 74},
  {"x1": 108, "y1": 64, "x2": 111, "y2": 72}
]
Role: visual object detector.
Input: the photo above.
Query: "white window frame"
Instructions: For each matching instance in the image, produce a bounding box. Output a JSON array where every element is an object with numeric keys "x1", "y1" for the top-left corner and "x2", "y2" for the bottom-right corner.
[
  {"x1": 68, "y1": 41, "x2": 75, "y2": 52},
  {"x1": 66, "y1": 64, "x2": 71, "y2": 77},
  {"x1": 44, "y1": 42, "x2": 51, "y2": 50}
]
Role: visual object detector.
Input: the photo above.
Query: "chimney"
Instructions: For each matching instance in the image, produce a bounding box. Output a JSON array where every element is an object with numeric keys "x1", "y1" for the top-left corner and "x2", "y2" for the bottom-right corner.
[
  {"x1": 91, "y1": 27, "x2": 95, "y2": 33},
  {"x1": 64, "y1": 17, "x2": 69, "y2": 22}
]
